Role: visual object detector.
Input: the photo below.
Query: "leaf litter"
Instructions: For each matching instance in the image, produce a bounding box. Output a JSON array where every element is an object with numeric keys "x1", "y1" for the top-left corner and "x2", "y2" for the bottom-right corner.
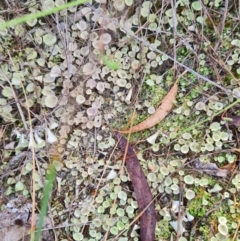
[
  {"x1": 115, "y1": 132, "x2": 156, "y2": 241},
  {"x1": 190, "y1": 158, "x2": 228, "y2": 177},
  {"x1": 119, "y1": 71, "x2": 187, "y2": 134},
  {"x1": 223, "y1": 114, "x2": 240, "y2": 127}
]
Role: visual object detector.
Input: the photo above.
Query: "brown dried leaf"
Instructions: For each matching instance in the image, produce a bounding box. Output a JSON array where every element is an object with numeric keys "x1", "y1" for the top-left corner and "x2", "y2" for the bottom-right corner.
[
  {"x1": 0, "y1": 196, "x2": 52, "y2": 241},
  {"x1": 190, "y1": 159, "x2": 228, "y2": 177},
  {"x1": 220, "y1": 161, "x2": 237, "y2": 174},
  {"x1": 119, "y1": 79, "x2": 178, "y2": 133},
  {"x1": 233, "y1": 148, "x2": 240, "y2": 153},
  {"x1": 226, "y1": 115, "x2": 240, "y2": 127},
  {"x1": 1, "y1": 225, "x2": 30, "y2": 241},
  {"x1": 116, "y1": 132, "x2": 156, "y2": 241},
  {"x1": 0, "y1": 210, "x2": 52, "y2": 241}
]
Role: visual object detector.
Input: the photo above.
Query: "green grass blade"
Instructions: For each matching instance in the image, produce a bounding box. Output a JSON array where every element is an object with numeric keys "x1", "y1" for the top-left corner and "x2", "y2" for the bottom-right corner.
[
  {"x1": 0, "y1": 0, "x2": 89, "y2": 31},
  {"x1": 34, "y1": 163, "x2": 57, "y2": 241}
]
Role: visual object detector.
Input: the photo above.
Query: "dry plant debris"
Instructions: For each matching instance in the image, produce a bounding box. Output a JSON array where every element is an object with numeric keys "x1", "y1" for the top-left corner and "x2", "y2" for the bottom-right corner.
[
  {"x1": 224, "y1": 114, "x2": 240, "y2": 127},
  {"x1": 0, "y1": 196, "x2": 52, "y2": 241},
  {"x1": 116, "y1": 132, "x2": 156, "y2": 241},
  {"x1": 190, "y1": 158, "x2": 228, "y2": 177},
  {"x1": 119, "y1": 78, "x2": 179, "y2": 133}
]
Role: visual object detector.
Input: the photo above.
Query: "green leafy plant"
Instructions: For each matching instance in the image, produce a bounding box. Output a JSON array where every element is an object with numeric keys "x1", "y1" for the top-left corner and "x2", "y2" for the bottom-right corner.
[
  {"x1": 102, "y1": 54, "x2": 120, "y2": 70},
  {"x1": 34, "y1": 163, "x2": 57, "y2": 241}
]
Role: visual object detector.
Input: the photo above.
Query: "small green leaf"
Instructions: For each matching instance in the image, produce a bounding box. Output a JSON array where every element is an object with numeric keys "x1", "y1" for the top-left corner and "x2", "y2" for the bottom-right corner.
[{"x1": 102, "y1": 55, "x2": 120, "y2": 70}]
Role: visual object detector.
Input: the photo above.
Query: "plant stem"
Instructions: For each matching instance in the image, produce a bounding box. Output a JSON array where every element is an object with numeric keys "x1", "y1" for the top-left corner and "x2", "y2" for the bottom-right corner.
[
  {"x1": 34, "y1": 164, "x2": 56, "y2": 241},
  {"x1": 0, "y1": 0, "x2": 89, "y2": 31}
]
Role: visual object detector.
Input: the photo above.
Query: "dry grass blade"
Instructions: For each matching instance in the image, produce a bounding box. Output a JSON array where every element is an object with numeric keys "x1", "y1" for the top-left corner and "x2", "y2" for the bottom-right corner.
[
  {"x1": 119, "y1": 71, "x2": 187, "y2": 133},
  {"x1": 0, "y1": 126, "x2": 5, "y2": 141}
]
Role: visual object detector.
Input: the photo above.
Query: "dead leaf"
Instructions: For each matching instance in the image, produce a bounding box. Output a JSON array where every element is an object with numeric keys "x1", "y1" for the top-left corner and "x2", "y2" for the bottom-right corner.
[
  {"x1": 190, "y1": 159, "x2": 228, "y2": 177},
  {"x1": 119, "y1": 79, "x2": 178, "y2": 133},
  {"x1": 1, "y1": 225, "x2": 30, "y2": 241},
  {"x1": 116, "y1": 132, "x2": 156, "y2": 241},
  {"x1": 225, "y1": 115, "x2": 240, "y2": 127},
  {"x1": 221, "y1": 161, "x2": 237, "y2": 175},
  {"x1": 232, "y1": 148, "x2": 240, "y2": 153},
  {"x1": 0, "y1": 196, "x2": 52, "y2": 241}
]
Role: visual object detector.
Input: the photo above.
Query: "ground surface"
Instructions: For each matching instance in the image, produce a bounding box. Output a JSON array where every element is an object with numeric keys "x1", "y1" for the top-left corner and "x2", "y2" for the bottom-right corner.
[{"x1": 0, "y1": 0, "x2": 240, "y2": 241}]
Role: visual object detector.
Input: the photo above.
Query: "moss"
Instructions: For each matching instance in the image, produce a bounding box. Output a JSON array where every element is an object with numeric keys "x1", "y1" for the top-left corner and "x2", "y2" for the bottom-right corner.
[
  {"x1": 110, "y1": 82, "x2": 167, "y2": 142},
  {"x1": 187, "y1": 187, "x2": 221, "y2": 218},
  {"x1": 188, "y1": 191, "x2": 237, "y2": 240},
  {"x1": 210, "y1": 207, "x2": 230, "y2": 223},
  {"x1": 177, "y1": 46, "x2": 190, "y2": 61},
  {"x1": 140, "y1": 81, "x2": 167, "y2": 108},
  {"x1": 111, "y1": 70, "x2": 210, "y2": 144},
  {"x1": 156, "y1": 219, "x2": 172, "y2": 239},
  {"x1": 198, "y1": 224, "x2": 211, "y2": 241},
  {"x1": 207, "y1": 176, "x2": 216, "y2": 187},
  {"x1": 179, "y1": 73, "x2": 197, "y2": 88},
  {"x1": 122, "y1": 129, "x2": 151, "y2": 143},
  {"x1": 51, "y1": 55, "x2": 62, "y2": 63},
  {"x1": 188, "y1": 199, "x2": 207, "y2": 217},
  {"x1": 189, "y1": 87, "x2": 201, "y2": 99}
]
